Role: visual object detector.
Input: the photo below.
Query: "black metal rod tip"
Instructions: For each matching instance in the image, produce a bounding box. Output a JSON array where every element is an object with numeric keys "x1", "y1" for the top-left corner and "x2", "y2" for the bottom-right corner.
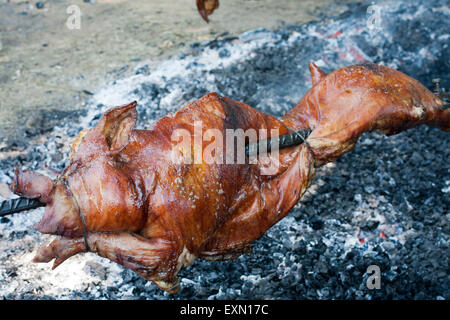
[{"x1": 0, "y1": 197, "x2": 45, "y2": 218}]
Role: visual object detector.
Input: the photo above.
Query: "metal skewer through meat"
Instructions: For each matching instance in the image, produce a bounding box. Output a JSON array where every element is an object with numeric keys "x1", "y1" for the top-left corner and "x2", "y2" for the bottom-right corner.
[{"x1": 6, "y1": 62, "x2": 449, "y2": 293}]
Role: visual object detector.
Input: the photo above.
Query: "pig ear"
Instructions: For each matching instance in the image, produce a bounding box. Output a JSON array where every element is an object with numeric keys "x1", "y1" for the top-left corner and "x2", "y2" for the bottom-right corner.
[
  {"x1": 309, "y1": 62, "x2": 327, "y2": 86},
  {"x1": 97, "y1": 101, "x2": 138, "y2": 152}
]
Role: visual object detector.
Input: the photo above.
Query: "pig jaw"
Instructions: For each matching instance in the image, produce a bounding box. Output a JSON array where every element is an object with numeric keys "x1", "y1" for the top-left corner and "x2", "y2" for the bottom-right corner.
[{"x1": 34, "y1": 180, "x2": 84, "y2": 237}]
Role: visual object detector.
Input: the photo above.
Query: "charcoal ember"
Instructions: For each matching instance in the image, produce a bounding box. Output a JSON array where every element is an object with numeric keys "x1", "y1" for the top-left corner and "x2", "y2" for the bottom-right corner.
[{"x1": 361, "y1": 220, "x2": 380, "y2": 231}]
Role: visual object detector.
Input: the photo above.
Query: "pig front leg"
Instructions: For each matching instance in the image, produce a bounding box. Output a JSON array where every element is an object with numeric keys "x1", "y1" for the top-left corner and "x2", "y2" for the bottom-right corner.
[
  {"x1": 86, "y1": 232, "x2": 181, "y2": 292},
  {"x1": 33, "y1": 232, "x2": 184, "y2": 293}
]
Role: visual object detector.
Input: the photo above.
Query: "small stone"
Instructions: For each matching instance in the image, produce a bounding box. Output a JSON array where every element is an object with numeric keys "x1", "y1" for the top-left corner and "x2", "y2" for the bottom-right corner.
[
  {"x1": 293, "y1": 240, "x2": 307, "y2": 255},
  {"x1": 83, "y1": 261, "x2": 108, "y2": 280},
  {"x1": 381, "y1": 241, "x2": 395, "y2": 251},
  {"x1": 1, "y1": 217, "x2": 11, "y2": 224},
  {"x1": 273, "y1": 252, "x2": 283, "y2": 259},
  {"x1": 385, "y1": 270, "x2": 397, "y2": 282},
  {"x1": 35, "y1": 2, "x2": 44, "y2": 9},
  {"x1": 361, "y1": 219, "x2": 379, "y2": 231},
  {"x1": 316, "y1": 262, "x2": 329, "y2": 274}
]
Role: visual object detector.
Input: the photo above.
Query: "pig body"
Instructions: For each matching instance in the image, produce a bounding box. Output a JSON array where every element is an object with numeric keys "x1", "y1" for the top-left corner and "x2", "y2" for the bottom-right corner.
[
  {"x1": 12, "y1": 63, "x2": 449, "y2": 293},
  {"x1": 29, "y1": 93, "x2": 308, "y2": 292}
]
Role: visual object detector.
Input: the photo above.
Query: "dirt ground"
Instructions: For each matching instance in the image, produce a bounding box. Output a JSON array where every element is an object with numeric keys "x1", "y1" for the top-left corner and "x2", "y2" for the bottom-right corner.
[{"x1": 0, "y1": 0, "x2": 360, "y2": 146}]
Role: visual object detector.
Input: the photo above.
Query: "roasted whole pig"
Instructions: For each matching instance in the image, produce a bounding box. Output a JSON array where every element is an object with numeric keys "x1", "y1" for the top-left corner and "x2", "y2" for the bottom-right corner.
[{"x1": 10, "y1": 63, "x2": 449, "y2": 293}]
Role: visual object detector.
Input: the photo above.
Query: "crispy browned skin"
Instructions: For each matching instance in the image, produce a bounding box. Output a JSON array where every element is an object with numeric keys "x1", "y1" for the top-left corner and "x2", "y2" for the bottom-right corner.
[
  {"x1": 197, "y1": 0, "x2": 219, "y2": 22},
  {"x1": 13, "y1": 63, "x2": 448, "y2": 293}
]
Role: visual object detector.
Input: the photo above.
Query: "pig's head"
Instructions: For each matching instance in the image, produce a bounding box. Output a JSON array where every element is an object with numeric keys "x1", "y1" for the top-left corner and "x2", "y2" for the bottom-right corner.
[{"x1": 11, "y1": 102, "x2": 145, "y2": 237}]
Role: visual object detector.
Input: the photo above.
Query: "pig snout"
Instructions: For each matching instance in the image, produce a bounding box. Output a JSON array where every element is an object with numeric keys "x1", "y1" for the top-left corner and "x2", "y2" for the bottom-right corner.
[
  {"x1": 34, "y1": 181, "x2": 84, "y2": 237},
  {"x1": 10, "y1": 168, "x2": 54, "y2": 203}
]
